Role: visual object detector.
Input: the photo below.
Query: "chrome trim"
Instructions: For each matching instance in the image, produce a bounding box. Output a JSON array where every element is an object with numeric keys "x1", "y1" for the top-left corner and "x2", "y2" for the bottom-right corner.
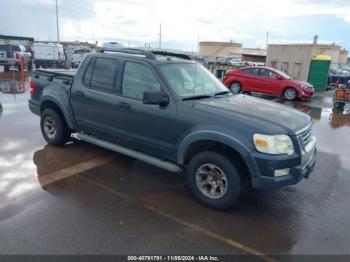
[
  {"x1": 302, "y1": 148, "x2": 316, "y2": 170},
  {"x1": 304, "y1": 136, "x2": 317, "y2": 153},
  {"x1": 72, "y1": 133, "x2": 183, "y2": 173},
  {"x1": 295, "y1": 122, "x2": 313, "y2": 136}
]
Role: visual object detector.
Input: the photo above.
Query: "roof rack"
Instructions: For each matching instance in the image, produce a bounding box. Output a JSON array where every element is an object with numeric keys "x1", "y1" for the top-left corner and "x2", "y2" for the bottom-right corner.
[
  {"x1": 150, "y1": 50, "x2": 192, "y2": 60},
  {"x1": 98, "y1": 48, "x2": 156, "y2": 59}
]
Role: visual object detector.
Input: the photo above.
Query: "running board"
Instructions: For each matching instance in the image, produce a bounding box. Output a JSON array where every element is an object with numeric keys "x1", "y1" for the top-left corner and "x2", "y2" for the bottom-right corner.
[{"x1": 72, "y1": 133, "x2": 183, "y2": 173}]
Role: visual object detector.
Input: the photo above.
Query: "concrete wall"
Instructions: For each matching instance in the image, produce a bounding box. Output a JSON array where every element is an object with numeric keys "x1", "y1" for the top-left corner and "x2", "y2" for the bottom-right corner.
[
  {"x1": 311, "y1": 46, "x2": 340, "y2": 64},
  {"x1": 199, "y1": 42, "x2": 242, "y2": 56},
  {"x1": 339, "y1": 50, "x2": 348, "y2": 64},
  {"x1": 266, "y1": 44, "x2": 313, "y2": 81},
  {"x1": 266, "y1": 44, "x2": 347, "y2": 81}
]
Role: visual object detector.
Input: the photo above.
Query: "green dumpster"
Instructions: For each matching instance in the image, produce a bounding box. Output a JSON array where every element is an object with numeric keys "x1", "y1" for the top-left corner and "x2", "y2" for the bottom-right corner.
[{"x1": 307, "y1": 54, "x2": 331, "y2": 91}]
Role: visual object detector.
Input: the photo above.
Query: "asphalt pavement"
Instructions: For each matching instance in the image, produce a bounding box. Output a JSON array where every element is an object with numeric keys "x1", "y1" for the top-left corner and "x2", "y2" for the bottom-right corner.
[{"x1": 0, "y1": 77, "x2": 350, "y2": 259}]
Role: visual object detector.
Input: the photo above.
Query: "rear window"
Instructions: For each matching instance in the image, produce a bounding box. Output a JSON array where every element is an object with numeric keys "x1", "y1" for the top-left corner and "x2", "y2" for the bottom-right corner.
[{"x1": 90, "y1": 58, "x2": 120, "y2": 93}]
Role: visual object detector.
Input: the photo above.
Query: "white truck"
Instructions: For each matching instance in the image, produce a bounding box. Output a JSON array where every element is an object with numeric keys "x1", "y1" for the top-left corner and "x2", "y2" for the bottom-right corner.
[
  {"x1": 33, "y1": 42, "x2": 65, "y2": 68},
  {"x1": 71, "y1": 47, "x2": 91, "y2": 68}
]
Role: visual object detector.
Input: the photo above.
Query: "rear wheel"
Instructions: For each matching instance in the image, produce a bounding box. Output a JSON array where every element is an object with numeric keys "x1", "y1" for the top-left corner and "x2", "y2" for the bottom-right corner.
[
  {"x1": 186, "y1": 151, "x2": 242, "y2": 210},
  {"x1": 283, "y1": 87, "x2": 298, "y2": 101},
  {"x1": 41, "y1": 108, "x2": 71, "y2": 146},
  {"x1": 230, "y1": 81, "x2": 242, "y2": 94}
]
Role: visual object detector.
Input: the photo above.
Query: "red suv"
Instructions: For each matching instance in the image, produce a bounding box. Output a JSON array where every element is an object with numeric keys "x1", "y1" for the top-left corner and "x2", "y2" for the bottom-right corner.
[{"x1": 223, "y1": 66, "x2": 315, "y2": 100}]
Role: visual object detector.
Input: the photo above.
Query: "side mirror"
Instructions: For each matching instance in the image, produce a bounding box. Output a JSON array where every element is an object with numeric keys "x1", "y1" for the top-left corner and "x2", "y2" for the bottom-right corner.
[
  {"x1": 143, "y1": 92, "x2": 169, "y2": 107},
  {"x1": 276, "y1": 75, "x2": 283, "y2": 80}
]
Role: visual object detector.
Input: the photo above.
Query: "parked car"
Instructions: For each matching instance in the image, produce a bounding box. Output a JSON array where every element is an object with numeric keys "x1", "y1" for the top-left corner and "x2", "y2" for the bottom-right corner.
[
  {"x1": 29, "y1": 48, "x2": 316, "y2": 209},
  {"x1": 223, "y1": 66, "x2": 315, "y2": 100},
  {"x1": 0, "y1": 44, "x2": 32, "y2": 70},
  {"x1": 229, "y1": 58, "x2": 246, "y2": 67},
  {"x1": 71, "y1": 47, "x2": 91, "y2": 68},
  {"x1": 328, "y1": 69, "x2": 350, "y2": 85},
  {"x1": 33, "y1": 42, "x2": 65, "y2": 68}
]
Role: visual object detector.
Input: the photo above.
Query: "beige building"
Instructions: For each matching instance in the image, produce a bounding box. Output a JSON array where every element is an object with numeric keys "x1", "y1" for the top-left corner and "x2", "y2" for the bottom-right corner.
[
  {"x1": 230, "y1": 48, "x2": 266, "y2": 63},
  {"x1": 199, "y1": 41, "x2": 242, "y2": 56},
  {"x1": 266, "y1": 43, "x2": 348, "y2": 81},
  {"x1": 199, "y1": 41, "x2": 266, "y2": 63},
  {"x1": 0, "y1": 35, "x2": 34, "y2": 47}
]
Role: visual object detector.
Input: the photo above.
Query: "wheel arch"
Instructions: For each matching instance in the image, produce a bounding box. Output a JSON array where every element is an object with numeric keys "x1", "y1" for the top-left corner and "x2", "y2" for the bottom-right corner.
[
  {"x1": 177, "y1": 132, "x2": 252, "y2": 184},
  {"x1": 40, "y1": 97, "x2": 75, "y2": 129}
]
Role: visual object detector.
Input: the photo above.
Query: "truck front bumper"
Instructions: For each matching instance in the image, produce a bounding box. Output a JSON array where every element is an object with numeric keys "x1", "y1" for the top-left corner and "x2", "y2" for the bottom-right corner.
[{"x1": 246, "y1": 138, "x2": 317, "y2": 190}]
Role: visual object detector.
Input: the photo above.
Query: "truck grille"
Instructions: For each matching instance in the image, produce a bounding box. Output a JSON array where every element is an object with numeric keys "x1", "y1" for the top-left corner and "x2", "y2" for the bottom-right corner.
[{"x1": 300, "y1": 125, "x2": 313, "y2": 147}]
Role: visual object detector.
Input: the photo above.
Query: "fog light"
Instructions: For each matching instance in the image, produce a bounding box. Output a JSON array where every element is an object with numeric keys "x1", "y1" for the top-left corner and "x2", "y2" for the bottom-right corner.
[{"x1": 274, "y1": 168, "x2": 290, "y2": 177}]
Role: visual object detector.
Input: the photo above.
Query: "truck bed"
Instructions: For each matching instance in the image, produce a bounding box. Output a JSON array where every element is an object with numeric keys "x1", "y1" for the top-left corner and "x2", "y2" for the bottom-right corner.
[{"x1": 34, "y1": 68, "x2": 77, "y2": 80}]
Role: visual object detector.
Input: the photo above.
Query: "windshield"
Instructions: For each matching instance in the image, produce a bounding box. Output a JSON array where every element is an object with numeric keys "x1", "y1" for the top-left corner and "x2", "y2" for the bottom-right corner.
[
  {"x1": 274, "y1": 68, "x2": 294, "y2": 79},
  {"x1": 159, "y1": 63, "x2": 228, "y2": 98}
]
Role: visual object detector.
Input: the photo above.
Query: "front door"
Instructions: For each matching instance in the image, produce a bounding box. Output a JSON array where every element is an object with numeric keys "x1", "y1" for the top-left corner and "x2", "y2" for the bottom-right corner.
[
  {"x1": 115, "y1": 60, "x2": 177, "y2": 160},
  {"x1": 256, "y1": 68, "x2": 280, "y2": 95}
]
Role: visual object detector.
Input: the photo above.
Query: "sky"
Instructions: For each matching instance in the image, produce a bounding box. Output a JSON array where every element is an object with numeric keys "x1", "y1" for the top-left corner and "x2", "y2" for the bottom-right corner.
[{"x1": 0, "y1": 0, "x2": 350, "y2": 51}]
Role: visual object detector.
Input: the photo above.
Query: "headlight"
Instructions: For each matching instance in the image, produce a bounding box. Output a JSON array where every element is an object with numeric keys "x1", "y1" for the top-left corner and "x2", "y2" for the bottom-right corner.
[
  {"x1": 253, "y1": 134, "x2": 294, "y2": 155},
  {"x1": 300, "y1": 83, "x2": 307, "y2": 89}
]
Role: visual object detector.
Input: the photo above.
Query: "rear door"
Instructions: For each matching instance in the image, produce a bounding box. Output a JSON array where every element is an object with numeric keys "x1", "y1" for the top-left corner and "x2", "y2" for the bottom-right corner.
[
  {"x1": 241, "y1": 68, "x2": 260, "y2": 92},
  {"x1": 71, "y1": 56, "x2": 127, "y2": 143}
]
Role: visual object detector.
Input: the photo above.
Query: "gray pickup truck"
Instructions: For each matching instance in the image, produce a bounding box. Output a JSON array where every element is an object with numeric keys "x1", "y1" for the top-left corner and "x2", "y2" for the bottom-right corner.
[{"x1": 29, "y1": 48, "x2": 317, "y2": 209}]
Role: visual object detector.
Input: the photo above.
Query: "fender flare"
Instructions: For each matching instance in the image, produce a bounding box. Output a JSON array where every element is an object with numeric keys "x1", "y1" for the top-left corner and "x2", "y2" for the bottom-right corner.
[
  {"x1": 177, "y1": 131, "x2": 251, "y2": 165},
  {"x1": 39, "y1": 95, "x2": 76, "y2": 129}
]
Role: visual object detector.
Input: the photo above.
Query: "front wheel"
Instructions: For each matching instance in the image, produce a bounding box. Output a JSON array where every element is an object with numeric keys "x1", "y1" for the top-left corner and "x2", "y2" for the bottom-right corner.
[
  {"x1": 230, "y1": 81, "x2": 242, "y2": 94},
  {"x1": 186, "y1": 151, "x2": 242, "y2": 210},
  {"x1": 283, "y1": 87, "x2": 298, "y2": 101},
  {"x1": 41, "y1": 108, "x2": 71, "y2": 146}
]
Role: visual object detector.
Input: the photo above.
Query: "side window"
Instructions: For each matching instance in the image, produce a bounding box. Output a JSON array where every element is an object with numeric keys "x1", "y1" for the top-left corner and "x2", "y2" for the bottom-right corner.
[
  {"x1": 83, "y1": 57, "x2": 95, "y2": 86},
  {"x1": 122, "y1": 62, "x2": 161, "y2": 100},
  {"x1": 259, "y1": 69, "x2": 276, "y2": 78},
  {"x1": 243, "y1": 68, "x2": 259, "y2": 76},
  {"x1": 90, "y1": 58, "x2": 119, "y2": 93}
]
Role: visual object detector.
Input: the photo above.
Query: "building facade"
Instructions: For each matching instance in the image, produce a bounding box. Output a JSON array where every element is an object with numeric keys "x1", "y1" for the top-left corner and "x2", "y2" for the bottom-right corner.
[
  {"x1": 199, "y1": 41, "x2": 242, "y2": 56},
  {"x1": 266, "y1": 44, "x2": 348, "y2": 81},
  {"x1": 0, "y1": 35, "x2": 34, "y2": 47}
]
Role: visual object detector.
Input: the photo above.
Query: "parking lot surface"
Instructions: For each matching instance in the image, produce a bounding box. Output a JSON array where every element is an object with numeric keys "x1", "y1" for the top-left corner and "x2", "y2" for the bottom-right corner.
[{"x1": 1, "y1": 78, "x2": 350, "y2": 258}]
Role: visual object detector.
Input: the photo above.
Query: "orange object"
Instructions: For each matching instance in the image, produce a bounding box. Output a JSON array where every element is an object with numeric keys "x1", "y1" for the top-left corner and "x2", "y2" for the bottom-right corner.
[
  {"x1": 254, "y1": 139, "x2": 268, "y2": 148},
  {"x1": 335, "y1": 89, "x2": 346, "y2": 101}
]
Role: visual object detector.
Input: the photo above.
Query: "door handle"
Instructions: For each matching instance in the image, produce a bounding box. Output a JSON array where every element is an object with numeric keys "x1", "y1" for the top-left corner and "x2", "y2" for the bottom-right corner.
[
  {"x1": 118, "y1": 102, "x2": 131, "y2": 109},
  {"x1": 74, "y1": 90, "x2": 85, "y2": 97}
]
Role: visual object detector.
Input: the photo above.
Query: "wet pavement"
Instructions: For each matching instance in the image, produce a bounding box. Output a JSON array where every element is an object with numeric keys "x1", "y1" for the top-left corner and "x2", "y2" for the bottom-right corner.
[{"x1": 0, "y1": 76, "x2": 350, "y2": 258}]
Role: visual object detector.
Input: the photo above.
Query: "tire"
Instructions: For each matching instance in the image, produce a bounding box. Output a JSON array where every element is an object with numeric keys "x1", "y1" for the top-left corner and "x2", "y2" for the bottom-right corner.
[
  {"x1": 230, "y1": 81, "x2": 242, "y2": 94},
  {"x1": 40, "y1": 108, "x2": 71, "y2": 146},
  {"x1": 186, "y1": 151, "x2": 242, "y2": 210},
  {"x1": 283, "y1": 87, "x2": 298, "y2": 101}
]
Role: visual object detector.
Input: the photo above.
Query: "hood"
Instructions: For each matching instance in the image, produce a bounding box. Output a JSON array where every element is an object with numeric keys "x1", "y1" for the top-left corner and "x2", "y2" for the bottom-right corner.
[{"x1": 196, "y1": 94, "x2": 311, "y2": 134}]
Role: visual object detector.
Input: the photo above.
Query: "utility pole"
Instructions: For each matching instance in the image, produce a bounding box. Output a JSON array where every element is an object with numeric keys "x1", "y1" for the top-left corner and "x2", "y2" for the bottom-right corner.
[
  {"x1": 197, "y1": 32, "x2": 200, "y2": 53},
  {"x1": 55, "y1": 0, "x2": 60, "y2": 43},
  {"x1": 159, "y1": 23, "x2": 162, "y2": 49},
  {"x1": 265, "y1": 31, "x2": 269, "y2": 49}
]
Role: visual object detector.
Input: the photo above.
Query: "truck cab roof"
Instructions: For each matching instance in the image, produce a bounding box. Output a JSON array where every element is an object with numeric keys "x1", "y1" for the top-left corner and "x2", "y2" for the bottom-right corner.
[{"x1": 94, "y1": 48, "x2": 194, "y2": 65}]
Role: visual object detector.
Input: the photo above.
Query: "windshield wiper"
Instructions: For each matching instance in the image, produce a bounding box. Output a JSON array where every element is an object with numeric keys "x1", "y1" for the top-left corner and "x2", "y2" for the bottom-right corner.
[
  {"x1": 182, "y1": 95, "x2": 212, "y2": 101},
  {"x1": 213, "y1": 91, "x2": 230, "y2": 96}
]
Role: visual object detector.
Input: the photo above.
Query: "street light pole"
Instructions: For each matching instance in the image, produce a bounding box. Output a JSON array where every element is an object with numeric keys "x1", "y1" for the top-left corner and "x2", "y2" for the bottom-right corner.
[
  {"x1": 159, "y1": 23, "x2": 162, "y2": 49},
  {"x1": 55, "y1": 0, "x2": 60, "y2": 43}
]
